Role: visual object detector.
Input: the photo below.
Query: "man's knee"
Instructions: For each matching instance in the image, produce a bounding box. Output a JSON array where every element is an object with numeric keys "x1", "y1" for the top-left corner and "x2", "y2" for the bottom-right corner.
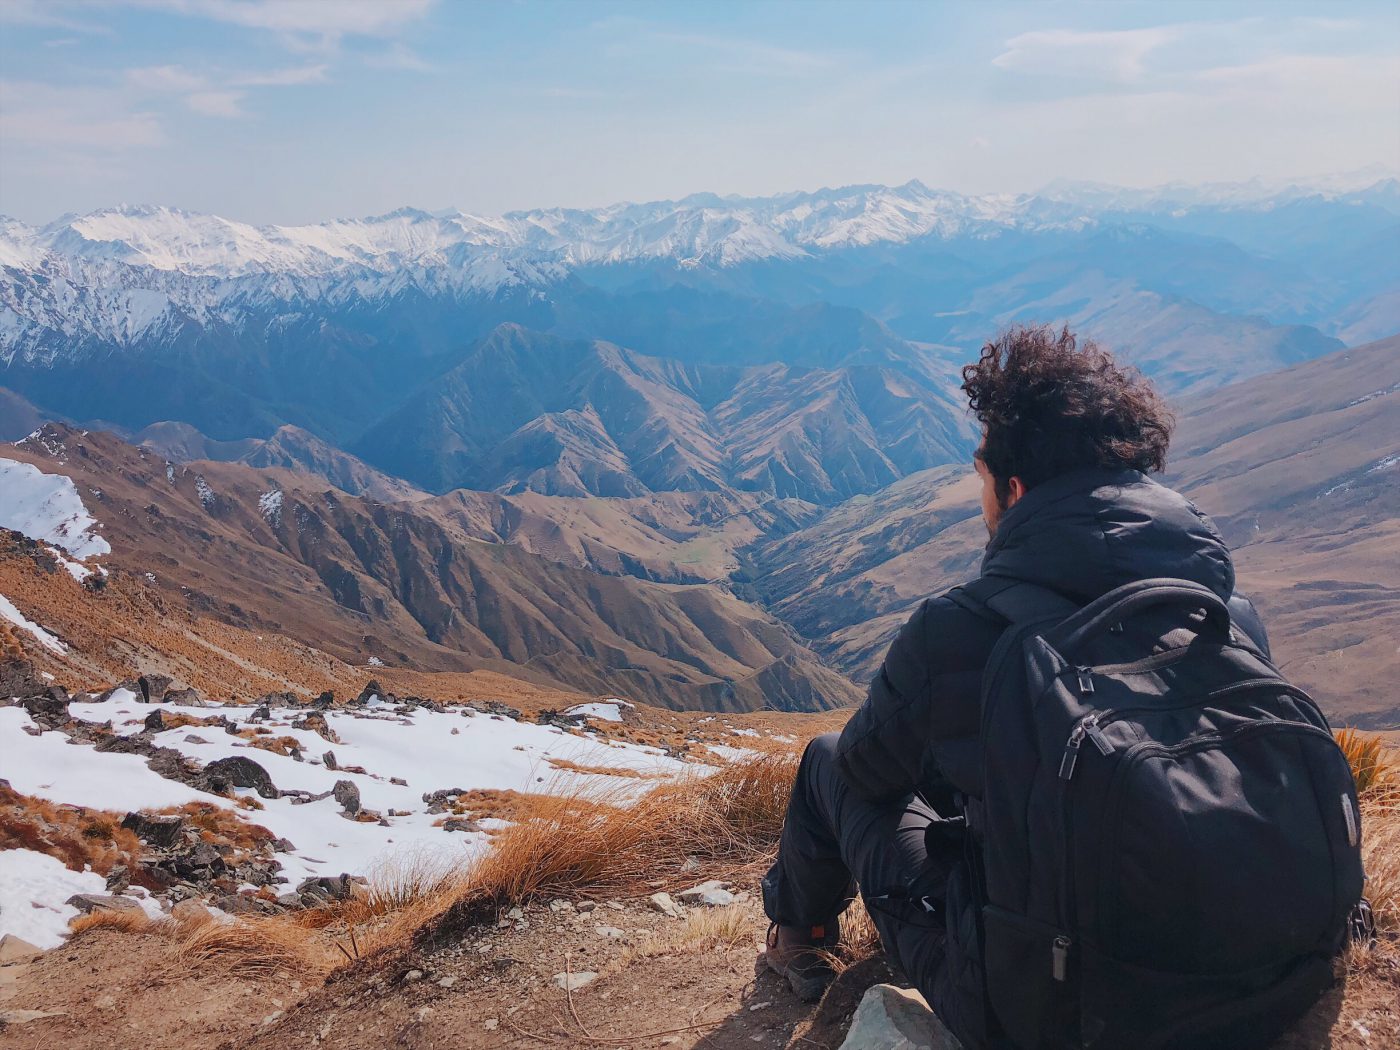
[{"x1": 802, "y1": 731, "x2": 841, "y2": 770}]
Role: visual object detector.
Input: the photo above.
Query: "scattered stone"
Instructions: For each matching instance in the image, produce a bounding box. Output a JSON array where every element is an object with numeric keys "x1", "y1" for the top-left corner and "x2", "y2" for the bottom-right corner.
[
  {"x1": 549, "y1": 899, "x2": 574, "y2": 913},
  {"x1": 403, "y1": 969, "x2": 424, "y2": 983},
  {"x1": 203, "y1": 755, "x2": 278, "y2": 799},
  {"x1": 137, "y1": 673, "x2": 174, "y2": 704},
  {"x1": 577, "y1": 901, "x2": 596, "y2": 913},
  {"x1": 443, "y1": 817, "x2": 481, "y2": 833},
  {"x1": 323, "y1": 750, "x2": 337, "y2": 770},
  {"x1": 142, "y1": 708, "x2": 165, "y2": 732},
  {"x1": 164, "y1": 686, "x2": 201, "y2": 705},
  {"x1": 104, "y1": 865, "x2": 130, "y2": 892},
  {"x1": 594, "y1": 926, "x2": 624, "y2": 939},
  {"x1": 483, "y1": 1019, "x2": 499, "y2": 1032},
  {"x1": 314, "y1": 690, "x2": 335, "y2": 709},
  {"x1": 122, "y1": 811, "x2": 185, "y2": 849},
  {"x1": 333, "y1": 779, "x2": 361, "y2": 815},
  {"x1": 19, "y1": 687, "x2": 70, "y2": 729},
  {"x1": 171, "y1": 899, "x2": 212, "y2": 923},
  {"x1": 390, "y1": 776, "x2": 407, "y2": 786},
  {"x1": 680, "y1": 856, "x2": 701, "y2": 873},
  {"x1": 506, "y1": 906, "x2": 525, "y2": 921},
  {"x1": 604, "y1": 900, "x2": 624, "y2": 911},
  {"x1": 437, "y1": 976, "x2": 458, "y2": 988},
  {"x1": 839, "y1": 985, "x2": 963, "y2": 1050},
  {"x1": 647, "y1": 892, "x2": 685, "y2": 919},
  {"x1": 676, "y1": 880, "x2": 736, "y2": 908},
  {"x1": 0, "y1": 935, "x2": 42, "y2": 964},
  {"x1": 553, "y1": 970, "x2": 598, "y2": 992},
  {"x1": 65, "y1": 893, "x2": 143, "y2": 915}
]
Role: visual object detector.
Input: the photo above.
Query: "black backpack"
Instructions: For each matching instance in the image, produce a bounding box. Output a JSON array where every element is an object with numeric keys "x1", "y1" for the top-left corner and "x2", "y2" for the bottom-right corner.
[{"x1": 949, "y1": 576, "x2": 1365, "y2": 1050}]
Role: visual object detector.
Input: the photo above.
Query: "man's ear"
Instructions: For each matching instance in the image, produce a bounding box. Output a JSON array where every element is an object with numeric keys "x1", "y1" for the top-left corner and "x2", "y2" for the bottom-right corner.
[{"x1": 1006, "y1": 476, "x2": 1027, "y2": 507}]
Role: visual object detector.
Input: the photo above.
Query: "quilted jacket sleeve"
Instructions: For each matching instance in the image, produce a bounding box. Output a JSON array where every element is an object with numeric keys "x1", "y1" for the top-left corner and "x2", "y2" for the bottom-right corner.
[{"x1": 834, "y1": 595, "x2": 1001, "y2": 804}]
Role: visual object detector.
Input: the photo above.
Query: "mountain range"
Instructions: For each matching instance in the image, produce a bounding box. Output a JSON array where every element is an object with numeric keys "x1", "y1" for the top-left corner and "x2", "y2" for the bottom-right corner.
[{"x1": 1, "y1": 173, "x2": 1397, "y2": 725}]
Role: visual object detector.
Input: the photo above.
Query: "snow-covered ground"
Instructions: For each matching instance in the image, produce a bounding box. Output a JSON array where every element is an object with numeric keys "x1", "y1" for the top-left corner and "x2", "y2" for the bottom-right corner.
[
  {"x1": 0, "y1": 689, "x2": 702, "y2": 946},
  {"x1": 0, "y1": 593, "x2": 67, "y2": 653},
  {"x1": 0, "y1": 456, "x2": 111, "y2": 562}
]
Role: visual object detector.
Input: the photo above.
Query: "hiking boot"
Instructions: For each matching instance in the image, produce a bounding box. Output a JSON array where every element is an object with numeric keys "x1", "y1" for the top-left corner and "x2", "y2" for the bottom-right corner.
[{"x1": 764, "y1": 919, "x2": 840, "y2": 1002}]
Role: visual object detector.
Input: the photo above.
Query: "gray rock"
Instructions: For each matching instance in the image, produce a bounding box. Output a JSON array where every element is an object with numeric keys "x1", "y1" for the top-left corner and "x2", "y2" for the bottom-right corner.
[
  {"x1": 646, "y1": 892, "x2": 684, "y2": 919},
  {"x1": 203, "y1": 755, "x2": 278, "y2": 798},
  {"x1": 594, "y1": 925, "x2": 624, "y2": 939},
  {"x1": 142, "y1": 709, "x2": 165, "y2": 732},
  {"x1": 137, "y1": 674, "x2": 174, "y2": 703},
  {"x1": 170, "y1": 899, "x2": 212, "y2": 923},
  {"x1": 838, "y1": 985, "x2": 963, "y2": 1050},
  {"x1": 121, "y1": 811, "x2": 186, "y2": 849},
  {"x1": 65, "y1": 893, "x2": 143, "y2": 915},
  {"x1": 323, "y1": 750, "x2": 337, "y2": 770},
  {"x1": 553, "y1": 970, "x2": 598, "y2": 992},
  {"x1": 333, "y1": 779, "x2": 361, "y2": 815},
  {"x1": 676, "y1": 880, "x2": 736, "y2": 907}
]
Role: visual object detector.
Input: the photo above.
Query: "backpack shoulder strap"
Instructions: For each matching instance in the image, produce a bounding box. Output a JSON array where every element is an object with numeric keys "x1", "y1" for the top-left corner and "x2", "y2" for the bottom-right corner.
[{"x1": 947, "y1": 575, "x2": 1080, "y2": 628}]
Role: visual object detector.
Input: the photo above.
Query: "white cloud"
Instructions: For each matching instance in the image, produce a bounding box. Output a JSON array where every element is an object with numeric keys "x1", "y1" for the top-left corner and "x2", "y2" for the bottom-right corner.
[
  {"x1": 993, "y1": 26, "x2": 1182, "y2": 81},
  {"x1": 0, "y1": 0, "x2": 109, "y2": 34},
  {"x1": 126, "y1": 65, "x2": 208, "y2": 92},
  {"x1": 234, "y1": 63, "x2": 329, "y2": 86},
  {"x1": 0, "y1": 81, "x2": 163, "y2": 149},
  {"x1": 126, "y1": 0, "x2": 435, "y2": 46},
  {"x1": 364, "y1": 42, "x2": 433, "y2": 73},
  {"x1": 186, "y1": 90, "x2": 245, "y2": 117}
]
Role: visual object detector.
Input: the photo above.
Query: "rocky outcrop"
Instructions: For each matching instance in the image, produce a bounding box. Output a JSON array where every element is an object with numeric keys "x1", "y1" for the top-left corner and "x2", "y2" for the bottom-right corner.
[{"x1": 839, "y1": 985, "x2": 962, "y2": 1050}]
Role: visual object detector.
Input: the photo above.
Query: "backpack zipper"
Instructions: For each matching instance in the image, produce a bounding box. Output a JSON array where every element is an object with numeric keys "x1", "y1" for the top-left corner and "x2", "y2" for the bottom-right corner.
[{"x1": 1057, "y1": 678, "x2": 1326, "y2": 782}]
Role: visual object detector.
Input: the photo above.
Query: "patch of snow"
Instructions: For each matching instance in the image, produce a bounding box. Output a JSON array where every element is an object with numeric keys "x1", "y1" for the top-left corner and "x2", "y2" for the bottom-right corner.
[
  {"x1": 367, "y1": 656, "x2": 384, "y2": 667},
  {"x1": 195, "y1": 474, "x2": 215, "y2": 508},
  {"x1": 0, "y1": 592, "x2": 67, "y2": 653},
  {"x1": 258, "y1": 488, "x2": 283, "y2": 526},
  {"x1": 0, "y1": 457, "x2": 110, "y2": 559},
  {"x1": 49, "y1": 695, "x2": 698, "y2": 886},
  {"x1": 564, "y1": 700, "x2": 633, "y2": 723},
  {"x1": 0, "y1": 849, "x2": 107, "y2": 948}
]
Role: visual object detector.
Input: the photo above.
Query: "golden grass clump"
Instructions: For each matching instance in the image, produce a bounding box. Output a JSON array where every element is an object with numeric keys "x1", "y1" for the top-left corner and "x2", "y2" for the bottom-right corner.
[
  {"x1": 69, "y1": 909, "x2": 158, "y2": 936},
  {"x1": 0, "y1": 783, "x2": 145, "y2": 879},
  {"x1": 1336, "y1": 728, "x2": 1400, "y2": 802},
  {"x1": 163, "y1": 914, "x2": 338, "y2": 978}
]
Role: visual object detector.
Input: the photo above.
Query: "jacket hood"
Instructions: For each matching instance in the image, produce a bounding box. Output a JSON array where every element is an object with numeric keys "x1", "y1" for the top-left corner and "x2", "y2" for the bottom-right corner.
[{"x1": 981, "y1": 468, "x2": 1234, "y2": 602}]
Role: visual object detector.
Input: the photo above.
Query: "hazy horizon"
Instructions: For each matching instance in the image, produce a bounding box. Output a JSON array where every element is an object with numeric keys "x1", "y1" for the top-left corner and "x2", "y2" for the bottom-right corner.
[{"x1": 2, "y1": 0, "x2": 1397, "y2": 226}]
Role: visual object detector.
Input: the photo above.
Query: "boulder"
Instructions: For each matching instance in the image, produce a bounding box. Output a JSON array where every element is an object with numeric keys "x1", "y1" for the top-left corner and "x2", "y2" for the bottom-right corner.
[
  {"x1": 443, "y1": 817, "x2": 482, "y2": 833},
  {"x1": 171, "y1": 900, "x2": 212, "y2": 924},
  {"x1": 646, "y1": 892, "x2": 685, "y2": 919},
  {"x1": 323, "y1": 750, "x2": 337, "y2": 770},
  {"x1": 202, "y1": 755, "x2": 278, "y2": 798},
  {"x1": 122, "y1": 812, "x2": 186, "y2": 848},
  {"x1": 163, "y1": 686, "x2": 201, "y2": 706},
  {"x1": 332, "y1": 779, "x2": 361, "y2": 815},
  {"x1": 65, "y1": 893, "x2": 143, "y2": 915},
  {"x1": 313, "y1": 690, "x2": 335, "y2": 710},
  {"x1": 553, "y1": 970, "x2": 598, "y2": 992},
  {"x1": 297, "y1": 874, "x2": 359, "y2": 903},
  {"x1": 676, "y1": 880, "x2": 736, "y2": 908},
  {"x1": 20, "y1": 687, "x2": 70, "y2": 728},
  {"x1": 137, "y1": 673, "x2": 174, "y2": 703},
  {"x1": 838, "y1": 985, "x2": 963, "y2": 1050},
  {"x1": 353, "y1": 680, "x2": 384, "y2": 706},
  {"x1": 0, "y1": 657, "x2": 46, "y2": 699},
  {"x1": 143, "y1": 708, "x2": 165, "y2": 732}
]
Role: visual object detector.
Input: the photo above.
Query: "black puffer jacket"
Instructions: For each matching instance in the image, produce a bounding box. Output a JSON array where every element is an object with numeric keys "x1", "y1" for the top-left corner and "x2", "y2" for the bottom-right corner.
[{"x1": 835, "y1": 467, "x2": 1268, "y2": 806}]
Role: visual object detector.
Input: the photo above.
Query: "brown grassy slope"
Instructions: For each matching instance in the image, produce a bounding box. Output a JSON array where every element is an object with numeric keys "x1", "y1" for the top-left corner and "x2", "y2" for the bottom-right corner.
[
  {"x1": 746, "y1": 333, "x2": 1400, "y2": 728},
  {"x1": 2, "y1": 424, "x2": 858, "y2": 712}
]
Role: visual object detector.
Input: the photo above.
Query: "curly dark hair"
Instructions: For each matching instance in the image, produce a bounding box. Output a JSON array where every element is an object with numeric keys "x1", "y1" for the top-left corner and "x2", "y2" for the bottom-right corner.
[{"x1": 961, "y1": 325, "x2": 1174, "y2": 501}]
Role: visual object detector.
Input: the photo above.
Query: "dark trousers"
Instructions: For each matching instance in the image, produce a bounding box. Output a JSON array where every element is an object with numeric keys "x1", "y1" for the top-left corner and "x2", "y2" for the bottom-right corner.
[{"x1": 761, "y1": 732, "x2": 955, "y2": 1001}]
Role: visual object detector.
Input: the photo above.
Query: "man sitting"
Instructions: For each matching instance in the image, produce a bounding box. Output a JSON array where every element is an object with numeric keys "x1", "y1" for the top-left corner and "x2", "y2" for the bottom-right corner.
[{"x1": 760, "y1": 325, "x2": 1286, "y2": 1044}]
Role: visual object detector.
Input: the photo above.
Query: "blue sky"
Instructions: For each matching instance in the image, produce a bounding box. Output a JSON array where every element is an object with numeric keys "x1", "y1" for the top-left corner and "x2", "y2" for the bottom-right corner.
[{"x1": 1, "y1": 0, "x2": 1397, "y2": 224}]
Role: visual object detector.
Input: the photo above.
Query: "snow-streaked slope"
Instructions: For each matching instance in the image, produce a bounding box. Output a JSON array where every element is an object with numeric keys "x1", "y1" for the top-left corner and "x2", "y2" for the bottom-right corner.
[
  {"x1": 0, "y1": 689, "x2": 699, "y2": 947},
  {"x1": 0, "y1": 593, "x2": 67, "y2": 653},
  {"x1": 0, "y1": 456, "x2": 111, "y2": 559}
]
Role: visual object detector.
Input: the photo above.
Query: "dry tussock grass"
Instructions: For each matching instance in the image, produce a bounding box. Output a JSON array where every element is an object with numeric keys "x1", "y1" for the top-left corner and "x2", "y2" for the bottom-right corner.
[
  {"x1": 69, "y1": 909, "x2": 159, "y2": 936},
  {"x1": 161, "y1": 914, "x2": 339, "y2": 978},
  {"x1": 545, "y1": 757, "x2": 663, "y2": 779},
  {"x1": 608, "y1": 904, "x2": 756, "y2": 971},
  {"x1": 0, "y1": 783, "x2": 146, "y2": 881}
]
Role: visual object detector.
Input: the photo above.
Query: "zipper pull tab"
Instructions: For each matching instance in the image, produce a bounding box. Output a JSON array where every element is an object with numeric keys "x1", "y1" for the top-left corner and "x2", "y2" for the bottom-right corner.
[
  {"x1": 1059, "y1": 723, "x2": 1086, "y2": 780},
  {"x1": 1051, "y1": 935, "x2": 1071, "y2": 982},
  {"x1": 1085, "y1": 719, "x2": 1114, "y2": 756},
  {"x1": 1075, "y1": 667, "x2": 1095, "y2": 694}
]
